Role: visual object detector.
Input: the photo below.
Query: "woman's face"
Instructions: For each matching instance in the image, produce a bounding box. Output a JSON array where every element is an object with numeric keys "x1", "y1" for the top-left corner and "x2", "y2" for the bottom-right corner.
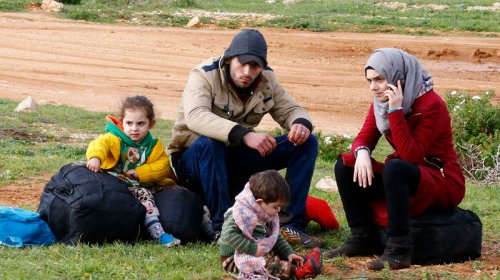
[{"x1": 366, "y1": 68, "x2": 390, "y2": 102}]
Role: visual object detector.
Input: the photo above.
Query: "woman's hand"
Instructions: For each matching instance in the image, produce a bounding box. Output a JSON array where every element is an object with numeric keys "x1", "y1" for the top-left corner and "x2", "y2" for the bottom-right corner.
[
  {"x1": 353, "y1": 150, "x2": 374, "y2": 188},
  {"x1": 385, "y1": 80, "x2": 404, "y2": 110}
]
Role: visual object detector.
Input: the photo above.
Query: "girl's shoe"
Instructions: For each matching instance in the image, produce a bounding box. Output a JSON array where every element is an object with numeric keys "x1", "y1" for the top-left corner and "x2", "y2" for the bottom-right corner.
[{"x1": 159, "y1": 233, "x2": 181, "y2": 247}]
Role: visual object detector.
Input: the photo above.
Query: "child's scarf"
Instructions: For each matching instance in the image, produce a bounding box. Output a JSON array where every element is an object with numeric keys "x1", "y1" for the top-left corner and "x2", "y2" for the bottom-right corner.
[
  {"x1": 232, "y1": 183, "x2": 280, "y2": 280},
  {"x1": 104, "y1": 115, "x2": 157, "y2": 188}
]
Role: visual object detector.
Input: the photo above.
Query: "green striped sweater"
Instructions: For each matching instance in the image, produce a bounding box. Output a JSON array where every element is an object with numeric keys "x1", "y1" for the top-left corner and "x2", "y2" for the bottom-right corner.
[{"x1": 218, "y1": 208, "x2": 294, "y2": 259}]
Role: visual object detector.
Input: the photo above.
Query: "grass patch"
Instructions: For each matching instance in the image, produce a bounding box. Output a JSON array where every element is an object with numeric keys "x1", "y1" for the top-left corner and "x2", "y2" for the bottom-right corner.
[
  {"x1": 0, "y1": 99, "x2": 172, "y2": 184},
  {"x1": 0, "y1": 0, "x2": 39, "y2": 12},
  {"x1": 2, "y1": 0, "x2": 498, "y2": 35},
  {"x1": 0, "y1": 98, "x2": 498, "y2": 278}
]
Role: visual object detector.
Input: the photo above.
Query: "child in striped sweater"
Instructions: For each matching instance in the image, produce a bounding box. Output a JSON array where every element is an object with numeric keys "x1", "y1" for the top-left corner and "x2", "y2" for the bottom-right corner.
[{"x1": 218, "y1": 170, "x2": 322, "y2": 279}]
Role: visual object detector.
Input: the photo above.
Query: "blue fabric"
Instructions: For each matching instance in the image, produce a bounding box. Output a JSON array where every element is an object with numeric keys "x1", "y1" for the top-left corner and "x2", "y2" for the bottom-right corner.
[
  {"x1": 0, "y1": 206, "x2": 58, "y2": 247},
  {"x1": 173, "y1": 134, "x2": 318, "y2": 231}
]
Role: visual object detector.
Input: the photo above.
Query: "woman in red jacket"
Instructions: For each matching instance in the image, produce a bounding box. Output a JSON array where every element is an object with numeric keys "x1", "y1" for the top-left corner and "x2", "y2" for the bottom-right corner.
[{"x1": 325, "y1": 48, "x2": 465, "y2": 270}]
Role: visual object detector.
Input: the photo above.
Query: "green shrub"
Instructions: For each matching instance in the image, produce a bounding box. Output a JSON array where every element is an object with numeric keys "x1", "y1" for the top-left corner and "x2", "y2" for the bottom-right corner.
[
  {"x1": 445, "y1": 91, "x2": 500, "y2": 182},
  {"x1": 64, "y1": 8, "x2": 102, "y2": 21},
  {"x1": 315, "y1": 131, "x2": 353, "y2": 162},
  {"x1": 269, "y1": 128, "x2": 352, "y2": 163}
]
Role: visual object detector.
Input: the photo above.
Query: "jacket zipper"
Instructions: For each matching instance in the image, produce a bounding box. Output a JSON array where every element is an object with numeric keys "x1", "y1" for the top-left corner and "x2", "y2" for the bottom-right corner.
[{"x1": 424, "y1": 158, "x2": 445, "y2": 178}]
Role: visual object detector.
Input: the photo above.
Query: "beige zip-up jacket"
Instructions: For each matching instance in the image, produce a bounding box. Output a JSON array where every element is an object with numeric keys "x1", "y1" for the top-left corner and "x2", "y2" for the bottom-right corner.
[{"x1": 167, "y1": 57, "x2": 312, "y2": 154}]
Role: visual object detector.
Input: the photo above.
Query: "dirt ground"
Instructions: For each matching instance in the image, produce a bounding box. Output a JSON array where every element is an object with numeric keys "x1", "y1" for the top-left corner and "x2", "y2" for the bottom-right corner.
[
  {"x1": 0, "y1": 11, "x2": 499, "y2": 278},
  {"x1": 1, "y1": 12, "x2": 499, "y2": 135}
]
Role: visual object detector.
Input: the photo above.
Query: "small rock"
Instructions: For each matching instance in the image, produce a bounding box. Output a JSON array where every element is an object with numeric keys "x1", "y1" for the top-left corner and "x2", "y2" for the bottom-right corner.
[
  {"x1": 315, "y1": 176, "x2": 338, "y2": 193},
  {"x1": 14, "y1": 96, "x2": 38, "y2": 112},
  {"x1": 41, "y1": 0, "x2": 64, "y2": 13},
  {"x1": 186, "y1": 16, "x2": 201, "y2": 28}
]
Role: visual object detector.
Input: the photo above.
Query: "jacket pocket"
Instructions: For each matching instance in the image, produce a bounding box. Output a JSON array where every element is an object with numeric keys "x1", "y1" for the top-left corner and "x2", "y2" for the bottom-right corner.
[{"x1": 244, "y1": 98, "x2": 274, "y2": 125}]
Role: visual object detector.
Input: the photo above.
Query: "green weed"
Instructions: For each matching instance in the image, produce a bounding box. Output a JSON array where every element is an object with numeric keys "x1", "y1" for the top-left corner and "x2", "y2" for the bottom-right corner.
[{"x1": 0, "y1": 0, "x2": 38, "y2": 11}]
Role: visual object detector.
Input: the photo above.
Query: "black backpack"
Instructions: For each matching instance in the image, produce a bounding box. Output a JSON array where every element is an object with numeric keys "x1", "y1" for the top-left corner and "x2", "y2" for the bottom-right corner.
[
  {"x1": 37, "y1": 163, "x2": 146, "y2": 245},
  {"x1": 154, "y1": 187, "x2": 204, "y2": 244},
  {"x1": 409, "y1": 207, "x2": 482, "y2": 265},
  {"x1": 377, "y1": 207, "x2": 482, "y2": 265}
]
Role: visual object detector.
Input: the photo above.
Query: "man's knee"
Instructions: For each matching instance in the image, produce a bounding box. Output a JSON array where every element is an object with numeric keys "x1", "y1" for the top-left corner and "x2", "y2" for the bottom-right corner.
[
  {"x1": 304, "y1": 134, "x2": 318, "y2": 151},
  {"x1": 189, "y1": 136, "x2": 225, "y2": 157}
]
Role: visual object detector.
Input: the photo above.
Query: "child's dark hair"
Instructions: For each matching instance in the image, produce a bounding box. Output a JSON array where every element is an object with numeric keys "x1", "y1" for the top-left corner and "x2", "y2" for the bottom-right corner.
[
  {"x1": 121, "y1": 95, "x2": 155, "y2": 122},
  {"x1": 248, "y1": 170, "x2": 290, "y2": 204}
]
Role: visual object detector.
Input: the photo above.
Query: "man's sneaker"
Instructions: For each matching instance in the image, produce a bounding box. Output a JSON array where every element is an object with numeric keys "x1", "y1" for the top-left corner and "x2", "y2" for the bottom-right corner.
[
  {"x1": 295, "y1": 258, "x2": 320, "y2": 279},
  {"x1": 159, "y1": 233, "x2": 181, "y2": 247},
  {"x1": 280, "y1": 225, "x2": 326, "y2": 248},
  {"x1": 210, "y1": 231, "x2": 221, "y2": 244},
  {"x1": 303, "y1": 247, "x2": 322, "y2": 273}
]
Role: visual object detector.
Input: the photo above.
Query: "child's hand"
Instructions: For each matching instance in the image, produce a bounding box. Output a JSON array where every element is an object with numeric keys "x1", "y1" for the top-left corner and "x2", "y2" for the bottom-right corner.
[
  {"x1": 255, "y1": 244, "x2": 266, "y2": 257},
  {"x1": 288, "y1": 254, "x2": 304, "y2": 266},
  {"x1": 86, "y1": 158, "x2": 101, "y2": 172},
  {"x1": 126, "y1": 169, "x2": 138, "y2": 179}
]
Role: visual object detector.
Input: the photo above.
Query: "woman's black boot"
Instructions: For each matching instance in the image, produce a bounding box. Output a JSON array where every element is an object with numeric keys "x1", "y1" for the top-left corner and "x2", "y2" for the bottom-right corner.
[
  {"x1": 368, "y1": 235, "x2": 411, "y2": 270},
  {"x1": 325, "y1": 226, "x2": 384, "y2": 258}
]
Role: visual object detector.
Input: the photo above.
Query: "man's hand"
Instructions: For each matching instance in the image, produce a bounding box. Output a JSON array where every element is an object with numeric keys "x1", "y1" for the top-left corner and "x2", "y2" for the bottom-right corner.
[
  {"x1": 353, "y1": 150, "x2": 374, "y2": 188},
  {"x1": 86, "y1": 157, "x2": 101, "y2": 173},
  {"x1": 243, "y1": 132, "x2": 277, "y2": 157},
  {"x1": 288, "y1": 124, "x2": 310, "y2": 146}
]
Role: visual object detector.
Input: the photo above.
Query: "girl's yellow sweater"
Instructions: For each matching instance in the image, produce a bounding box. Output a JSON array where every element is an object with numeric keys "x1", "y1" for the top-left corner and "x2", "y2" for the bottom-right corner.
[{"x1": 86, "y1": 133, "x2": 176, "y2": 186}]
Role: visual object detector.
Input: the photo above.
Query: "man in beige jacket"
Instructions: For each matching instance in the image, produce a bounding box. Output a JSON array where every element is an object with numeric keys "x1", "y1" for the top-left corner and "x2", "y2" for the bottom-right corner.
[{"x1": 168, "y1": 29, "x2": 323, "y2": 248}]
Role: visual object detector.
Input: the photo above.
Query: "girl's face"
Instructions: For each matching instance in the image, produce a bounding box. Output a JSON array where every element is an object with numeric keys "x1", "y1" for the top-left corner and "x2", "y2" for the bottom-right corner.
[
  {"x1": 122, "y1": 108, "x2": 152, "y2": 143},
  {"x1": 366, "y1": 68, "x2": 390, "y2": 102}
]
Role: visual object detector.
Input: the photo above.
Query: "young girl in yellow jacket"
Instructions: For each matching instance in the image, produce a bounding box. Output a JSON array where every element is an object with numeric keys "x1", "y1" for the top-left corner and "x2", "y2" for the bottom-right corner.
[{"x1": 86, "y1": 95, "x2": 180, "y2": 247}]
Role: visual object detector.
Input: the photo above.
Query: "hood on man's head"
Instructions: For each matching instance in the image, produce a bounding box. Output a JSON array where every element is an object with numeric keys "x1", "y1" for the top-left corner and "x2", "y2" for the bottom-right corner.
[{"x1": 222, "y1": 29, "x2": 268, "y2": 67}]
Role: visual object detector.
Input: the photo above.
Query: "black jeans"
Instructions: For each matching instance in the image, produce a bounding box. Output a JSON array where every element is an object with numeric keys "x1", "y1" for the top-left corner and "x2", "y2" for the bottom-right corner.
[{"x1": 335, "y1": 157, "x2": 420, "y2": 237}]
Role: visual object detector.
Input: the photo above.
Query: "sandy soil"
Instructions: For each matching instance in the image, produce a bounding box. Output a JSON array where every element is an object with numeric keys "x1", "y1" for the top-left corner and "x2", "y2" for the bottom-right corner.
[
  {"x1": 0, "y1": 11, "x2": 499, "y2": 278},
  {"x1": 1, "y1": 12, "x2": 499, "y2": 135}
]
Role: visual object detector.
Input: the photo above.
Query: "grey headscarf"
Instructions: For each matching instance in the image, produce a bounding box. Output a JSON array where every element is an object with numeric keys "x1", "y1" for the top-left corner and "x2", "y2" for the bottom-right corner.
[{"x1": 365, "y1": 48, "x2": 433, "y2": 134}]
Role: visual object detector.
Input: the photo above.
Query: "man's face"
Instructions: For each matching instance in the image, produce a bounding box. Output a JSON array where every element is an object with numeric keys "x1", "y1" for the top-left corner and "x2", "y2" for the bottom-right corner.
[{"x1": 229, "y1": 56, "x2": 262, "y2": 89}]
